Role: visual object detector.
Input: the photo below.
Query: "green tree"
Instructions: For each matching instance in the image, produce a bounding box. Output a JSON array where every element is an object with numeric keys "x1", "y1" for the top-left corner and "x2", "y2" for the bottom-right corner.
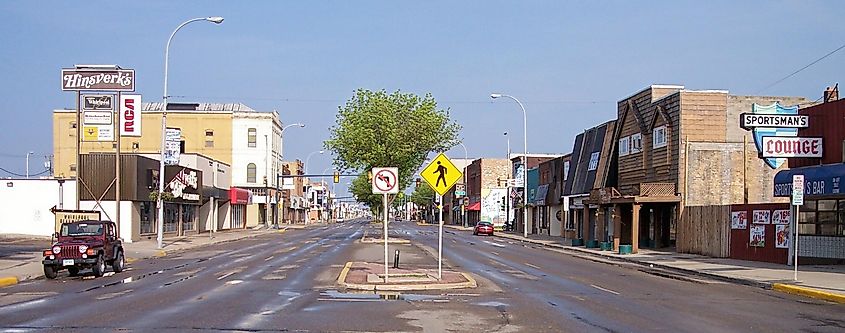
[{"x1": 325, "y1": 89, "x2": 461, "y2": 211}]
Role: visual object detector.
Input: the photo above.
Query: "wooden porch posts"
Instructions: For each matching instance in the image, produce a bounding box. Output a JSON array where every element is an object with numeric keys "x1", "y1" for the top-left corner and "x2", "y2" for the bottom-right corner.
[
  {"x1": 632, "y1": 203, "x2": 641, "y2": 254},
  {"x1": 613, "y1": 204, "x2": 621, "y2": 252}
]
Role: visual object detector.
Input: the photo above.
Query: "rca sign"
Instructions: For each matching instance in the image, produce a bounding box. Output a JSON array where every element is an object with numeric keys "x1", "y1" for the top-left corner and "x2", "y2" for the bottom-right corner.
[{"x1": 120, "y1": 94, "x2": 142, "y2": 137}]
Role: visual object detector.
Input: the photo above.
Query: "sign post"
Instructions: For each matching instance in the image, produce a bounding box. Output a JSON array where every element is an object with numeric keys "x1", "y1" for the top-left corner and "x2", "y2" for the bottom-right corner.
[
  {"x1": 791, "y1": 174, "x2": 804, "y2": 281},
  {"x1": 420, "y1": 153, "x2": 463, "y2": 280},
  {"x1": 372, "y1": 167, "x2": 399, "y2": 283}
]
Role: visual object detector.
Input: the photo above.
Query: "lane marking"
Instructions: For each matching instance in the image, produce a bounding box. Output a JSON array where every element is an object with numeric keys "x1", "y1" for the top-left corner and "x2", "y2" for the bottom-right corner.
[
  {"x1": 590, "y1": 284, "x2": 620, "y2": 295},
  {"x1": 490, "y1": 251, "x2": 499, "y2": 256},
  {"x1": 525, "y1": 263, "x2": 541, "y2": 270},
  {"x1": 264, "y1": 256, "x2": 274, "y2": 261},
  {"x1": 483, "y1": 240, "x2": 506, "y2": 248},
  {"x1": 217, "y1": 272, "x2": 236, "y2": 280}
]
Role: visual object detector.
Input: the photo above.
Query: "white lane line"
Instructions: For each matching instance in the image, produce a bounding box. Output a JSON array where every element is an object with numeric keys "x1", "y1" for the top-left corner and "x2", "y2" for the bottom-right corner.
[
  {"x1": 590, "y1": 284, "x2": 620, "y2": 295},
  {"x1": 264, "y1": 255, "x2": 274, "y2": 261},
  {"x1": 490, "y1": 251, "x2": 499, "y2": 256},
  {"x1": 482, "y1": 240, "x2": 506, "y2": 248},
  {"x1": 525, "y1": 263, "x2": 541, "y2": 270},
  {"x1": 316, "y1": 298, "x2": 381, "y2": 302},
  {"x1": 217, "y1": 272, "x2": 236, "y2": 280}
]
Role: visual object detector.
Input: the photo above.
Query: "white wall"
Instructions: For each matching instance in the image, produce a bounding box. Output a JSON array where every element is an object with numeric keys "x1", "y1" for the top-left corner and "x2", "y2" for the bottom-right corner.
[
  {"x1": 0, "y1": 179, "x2": 77, "y2": 236},
  {"x1": 232, "y1": 113, "x2": 282, "y2": 193},
  {"x1": 79, "y1": 200, "x2": 135, "y2": 243},
  {"x1": 550, "y1": 205, "x2": 563, "y2": 237}
]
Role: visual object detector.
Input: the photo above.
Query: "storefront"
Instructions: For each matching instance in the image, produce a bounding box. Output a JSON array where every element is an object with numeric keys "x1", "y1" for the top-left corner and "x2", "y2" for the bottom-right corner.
[{"x1": 230, "y1": 187, "x2": 251, "y2": 229}]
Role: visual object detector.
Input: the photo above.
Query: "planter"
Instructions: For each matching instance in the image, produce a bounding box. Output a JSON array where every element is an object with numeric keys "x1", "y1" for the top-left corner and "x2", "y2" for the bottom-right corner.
[
  {"x1": 619, "y1": 244, "x2": 633, "y2": 255},
  {"x1": 585, "y1": 240, "x2": 600, "y2": 249},
  {"x1": 600, "y1": 241, "x2": 613, "y2": 251},
  {"x1": 571, "y1": 238, "x2": 584, "y2": 246}
]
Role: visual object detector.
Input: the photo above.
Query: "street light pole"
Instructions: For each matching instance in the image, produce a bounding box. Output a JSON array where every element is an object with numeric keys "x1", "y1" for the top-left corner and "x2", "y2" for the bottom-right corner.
[
  {"x1": 157, "y1": 16, "x2": 224, "y2": 249},
  {"x1": 276, "y1": 123, "x2": 305, "y2": 227},
  {"x1": 491, "y1": 93, "x2": 529, "y2": 238},
  {"x1": 457, "y1": 142, "x2": 468, "y2": 227},
  {"x1": 25, "y1": 151, "x2": 34, "y2": 179}
]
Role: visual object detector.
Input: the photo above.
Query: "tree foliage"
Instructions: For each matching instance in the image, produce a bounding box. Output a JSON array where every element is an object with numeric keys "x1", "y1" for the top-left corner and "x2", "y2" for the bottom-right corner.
[
  {"x1": 409, "y1": 182, "x2": 435, "y2": 207},
  {"x1": 325, "y1": 89, "x2": 461, "y2": 208}
]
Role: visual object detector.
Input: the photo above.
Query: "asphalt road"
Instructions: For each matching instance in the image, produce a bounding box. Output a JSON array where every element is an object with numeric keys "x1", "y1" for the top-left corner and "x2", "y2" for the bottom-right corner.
[{"x1": 0, "y1": 219, "x2": 842, "y2": 332}]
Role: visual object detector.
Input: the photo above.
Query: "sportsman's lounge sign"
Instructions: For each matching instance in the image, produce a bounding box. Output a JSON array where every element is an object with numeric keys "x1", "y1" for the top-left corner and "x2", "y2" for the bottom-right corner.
[{"x1": 740, "y1": 102, "x2": 822, "y2": 169}]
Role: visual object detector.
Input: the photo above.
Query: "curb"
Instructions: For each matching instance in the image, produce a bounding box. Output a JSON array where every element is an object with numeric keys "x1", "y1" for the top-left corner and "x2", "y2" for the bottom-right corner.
[
  {"x1": 0, "y1": 276, "x2": 19, "y2": 288},
  {"x1": 336, "y1": 262, "x2": 477, "y2": 291},
  {"x1": 491, "y1": 231, "x2": 772, "y2": 289},
  {"x1": 772, "y1": 283, "x2": 845, "y2": 304}
]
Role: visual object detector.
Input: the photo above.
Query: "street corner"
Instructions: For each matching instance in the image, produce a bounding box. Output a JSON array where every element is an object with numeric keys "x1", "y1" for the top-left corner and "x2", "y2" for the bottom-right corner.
[
  {"x1": 773, "y1": 283, "x2": 845, "y2": 304},
  {"x1": 153, "y1": 250, "x2": 167, "y2": 258},
  {"x1": 337, "y1": 261, "x2": 477, "y2": 291},
  {"x1": 360, "y1": 236, "x2": 410, "y2": 244},
  {"x1": 0, "y1": 276, "x2": 19, "y2": 288}
]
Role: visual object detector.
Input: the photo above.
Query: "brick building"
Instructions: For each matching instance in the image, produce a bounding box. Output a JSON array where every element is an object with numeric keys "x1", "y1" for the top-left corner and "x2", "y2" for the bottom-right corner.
[{"x1": 465, "y1": 158, "x2": 511, "y2": 228}]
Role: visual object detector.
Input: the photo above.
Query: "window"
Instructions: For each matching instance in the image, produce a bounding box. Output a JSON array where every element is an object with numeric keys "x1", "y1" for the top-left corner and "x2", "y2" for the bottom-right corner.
[
  {"x1": 248, "y1": 128, "x2": 257, "y2": 148},
  {"x1": 619, "y1": 136, "x2": 630, "y2": 156},
  {"x1": 563, "y1": 161, "x2": 570, "y2": 181},
  {"x1": 587, "y1": 152, "x2": 600, "y2": 171},
  {"x1": 205, "y1": 129, "x2": 214, "y2": 148},
  {"x1": 797, "y1": 199, "x2": 845, "y2": 236},
  {"x1": 247, "y1": 163, "x2": 257, "y2": 183},
  {"x1": 630, "y1": 133, "x2": 643, "y2": 154},
  {"x1": 653, "y1": 126, "x2": 667, "y2": 148}
]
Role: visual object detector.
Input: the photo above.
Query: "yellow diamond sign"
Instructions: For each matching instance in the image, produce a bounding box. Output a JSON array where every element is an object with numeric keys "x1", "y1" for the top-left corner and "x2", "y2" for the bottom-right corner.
[{"x1": 420, "y1": 153, "x2": 463, "y2": 196}]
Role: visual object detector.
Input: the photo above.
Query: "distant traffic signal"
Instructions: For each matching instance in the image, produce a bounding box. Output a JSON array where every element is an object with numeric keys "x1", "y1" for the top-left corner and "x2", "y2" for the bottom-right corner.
[
  {"x1": 415, "y1": 178, "x2": 421, "y2": 188},
  {"x1": 333, "y1": 171, "x2": 340, "y2": 183}
]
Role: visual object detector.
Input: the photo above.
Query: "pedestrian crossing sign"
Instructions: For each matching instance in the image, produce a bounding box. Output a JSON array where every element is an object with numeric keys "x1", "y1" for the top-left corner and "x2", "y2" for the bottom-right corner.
[{"x1": 420, "y1": 153, "x2": 463, "y2": 196}]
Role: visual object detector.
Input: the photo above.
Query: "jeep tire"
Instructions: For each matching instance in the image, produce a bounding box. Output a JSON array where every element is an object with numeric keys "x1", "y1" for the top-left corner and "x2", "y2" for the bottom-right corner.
[
  {"x1": 43, "y1": 265, "x2": 58, "y2": 279},
  {"x1": 67, "y1": 267, "x2": 80, "y2": 277},
  {"x1": 92, "y1": 255, "x2": 106, "y2": 277},
  {"x1": 112, "y1": 250, "x2": 125, "y2": 273}
]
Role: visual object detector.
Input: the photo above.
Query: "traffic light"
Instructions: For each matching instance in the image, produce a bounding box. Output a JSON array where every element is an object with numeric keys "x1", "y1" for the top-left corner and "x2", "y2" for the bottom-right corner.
[
  {"x1": 333, "y1": 171, "x2": 340, "y2": 183},
  {"x1": 415, "y1": 178, "x2": 421, "y2": 188},
  {"x1": 367, "y1": 170, "x2": 373, "y2": 181},
  {"x1": 263, "y1": 176, "x2": 267, "y2": 186}
]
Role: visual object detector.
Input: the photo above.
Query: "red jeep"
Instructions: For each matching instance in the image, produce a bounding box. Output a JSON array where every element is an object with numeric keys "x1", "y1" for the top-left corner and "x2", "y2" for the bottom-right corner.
[{"x1": 42, "y1": 220, "x2": 125, "y2": 279}]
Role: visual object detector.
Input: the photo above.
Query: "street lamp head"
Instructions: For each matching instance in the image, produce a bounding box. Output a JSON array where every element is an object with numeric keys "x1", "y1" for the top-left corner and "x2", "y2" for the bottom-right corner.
[
  {"x1": 206, "y1": 16, "x2": 225, "y2": 24},
  {"x1": 503, "y1": 132, "x2": 508, "y2": 136},
  {"x1": 319, "y1": 150, "x2": 325, "y2": 154},
  {"x1": 297, "y1": 123, "x2": 305, "y2": 128},
  {"x1": 490, "y1": 93, "x2": 502, "y2": 99}
]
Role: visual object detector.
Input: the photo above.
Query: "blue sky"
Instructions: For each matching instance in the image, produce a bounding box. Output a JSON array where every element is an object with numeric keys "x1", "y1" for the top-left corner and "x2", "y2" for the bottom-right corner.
[{"x1": 1, "y1": 1, "x2": 844, "y2": 191}]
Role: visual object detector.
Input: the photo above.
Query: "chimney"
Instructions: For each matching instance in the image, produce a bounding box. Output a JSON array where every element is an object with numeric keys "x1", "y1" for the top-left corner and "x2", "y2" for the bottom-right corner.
[{"x1": 824, "y1": 84, "x2": 839, "y2": 103}]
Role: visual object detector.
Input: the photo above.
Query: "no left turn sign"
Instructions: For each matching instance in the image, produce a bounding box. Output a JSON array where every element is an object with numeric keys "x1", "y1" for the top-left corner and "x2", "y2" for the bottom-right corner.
[{"x1": 372, "y1": 167, "x2": 399, "y2": 194}]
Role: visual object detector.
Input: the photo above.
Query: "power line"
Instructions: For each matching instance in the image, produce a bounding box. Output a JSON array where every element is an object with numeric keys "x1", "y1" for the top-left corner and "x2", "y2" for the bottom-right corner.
[
  {"x1": 757, "y1": 42, "x2": 845, "y2": 94},
  {"x1": 0, "y1": 167, "x2": 50, "y2": 178},
  {"x1": 172, "y1": 95, "x2": 614, "y2": 106}
]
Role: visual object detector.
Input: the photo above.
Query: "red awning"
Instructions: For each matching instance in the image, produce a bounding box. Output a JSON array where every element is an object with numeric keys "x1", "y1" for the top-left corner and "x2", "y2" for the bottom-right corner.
[
  {"x1": 467, "y1": 202, "x2": 481, "y2": 211},
  {"x1": 229, "y1": 187, "x2": 252, "y2": 205}
]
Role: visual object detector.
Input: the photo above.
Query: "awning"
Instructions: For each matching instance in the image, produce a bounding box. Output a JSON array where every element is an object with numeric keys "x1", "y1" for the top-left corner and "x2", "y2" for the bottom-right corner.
[
  {"x1": 774, "y1": 164, "x2": 845, "y2": 197},
  {"x1": 229, "y1": 187, "x2": 252, "y2": 205},
  {"x1": 467, "y1": 202, "x2": 481, "y2": 211}
]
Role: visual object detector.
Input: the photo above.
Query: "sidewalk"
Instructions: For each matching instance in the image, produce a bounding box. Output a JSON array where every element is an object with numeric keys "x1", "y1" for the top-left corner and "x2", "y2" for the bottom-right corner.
[
  {"x1": 444, "y1": 225, "x2": 845, "y2": 304},
  {"x1": 0, "y1": 224, "x2": 310, "y2": 287}
]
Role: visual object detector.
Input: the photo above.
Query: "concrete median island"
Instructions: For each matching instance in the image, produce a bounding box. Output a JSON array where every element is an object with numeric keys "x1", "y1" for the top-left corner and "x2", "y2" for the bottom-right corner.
[{"x1": 337, "y1": 261, "x2": 476, "y2": 291}]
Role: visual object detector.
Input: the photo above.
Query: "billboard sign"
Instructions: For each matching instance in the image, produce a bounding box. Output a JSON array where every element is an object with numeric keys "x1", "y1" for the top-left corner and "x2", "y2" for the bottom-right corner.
[
  {"x1": 120, "y1": 94, "x2": 142, "y2": 136},
  {"x1": 741, "y1": 102, "x2": 806, "y2": 169},
  {"x1": 164, "y1": 128, "x2": 181, "y2": 165},
  {"x1": 61, "y1": 68, "x2": 135, "y2": 91},
  {"x1": 82, "y1": 95, "x2": 114, "y2": 110},
  {"x1": 80, "y1": 94, "x2": 114, "y2": 142}
]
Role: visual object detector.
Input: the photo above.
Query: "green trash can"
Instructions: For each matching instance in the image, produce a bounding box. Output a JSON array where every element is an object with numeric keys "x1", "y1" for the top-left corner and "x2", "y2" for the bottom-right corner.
[
  {"x1": 619, "y1": 244, "x2": 633, "y2": 255},
  {"x1": 600, "y1": 241, "x2": 612, "y2": 251},
  {"x1": 571, "y1": 238, "x2": 584, "y2": 246},
  {"x1": 586, "y1": 240, "x2": 600, "y2": 248}
]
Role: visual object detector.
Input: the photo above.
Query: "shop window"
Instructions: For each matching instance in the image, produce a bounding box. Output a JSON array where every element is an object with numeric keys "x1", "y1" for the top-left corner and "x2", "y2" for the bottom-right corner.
[
  {"x1": 164, "y1": 203, "x2": 178, "y2": 233},
  {"x1": 140, "y1": 202, "x2": 155, "y2": 234},
  {"x1": 247, "y1": 163, "x2": 257, "y2": 183},
  {"x1": 587, "y1": 152, "x2": 600, "y2": 171},
  {"x1": 630, "y1": 133, "x2": 642, "y2": 154},
  {"x1": 182, "y1": 205, "x2": 196, "y2": 231},
  {"x1": 653, "y1": 126, "x2": 667, "y2": 148},
  {"x1": 619, "y1": 137, "x2": 630, "y2": 156},
  {"x1": 797, "y1": 199, "x2": 845, "y2": 236},
  {"x1": 248, "y1": 128, "x2": 257, "y2": 148}
]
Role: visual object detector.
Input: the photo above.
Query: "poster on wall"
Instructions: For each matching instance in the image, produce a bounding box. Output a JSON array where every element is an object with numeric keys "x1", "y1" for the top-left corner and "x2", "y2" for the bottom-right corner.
[
  {"x1": 731, "y1": 211, "x2": 748, "y2": 229},
  {"x1": 750, "y1": 225, "x2": 766, "y2": 247},
  {"x1": 752, "y1": 210, "x2": 771, "y2": 224},
  {"x1": 771, "y1": 209, "x2": 790, "y2": 225},
  {"x1": 775, "y1": 224, "x2": 790, "y2": 249}
]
